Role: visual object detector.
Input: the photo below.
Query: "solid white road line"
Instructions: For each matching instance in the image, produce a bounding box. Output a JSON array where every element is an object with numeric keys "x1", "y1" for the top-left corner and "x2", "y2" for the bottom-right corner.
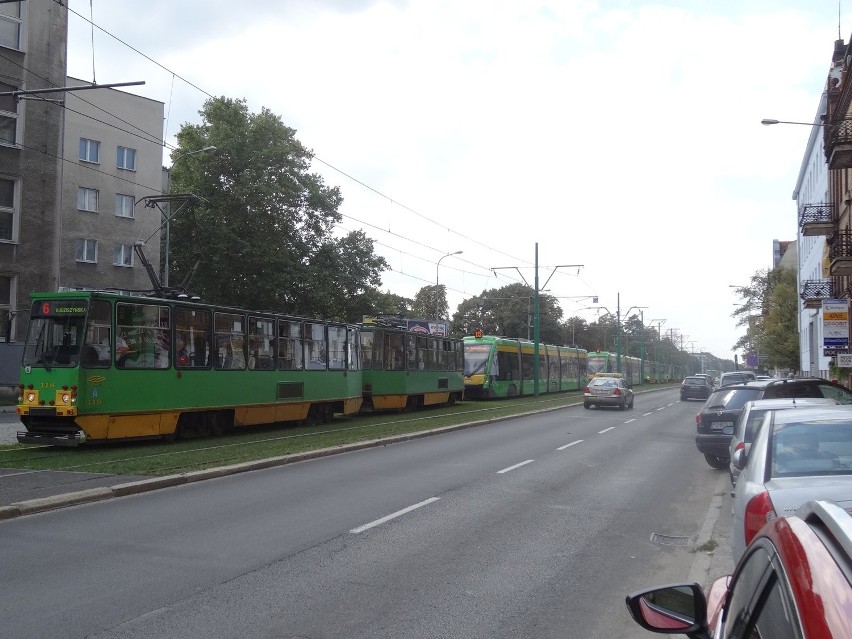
[
  {"x1": 350, "y1": 497, "x2": 441, "y2": 534},
  {"x1": 497, "y1": 459, "x2": 535, "y2": 474},
  {"x1": 557, "y1": 439, "x2": 583, "y2": 450}
]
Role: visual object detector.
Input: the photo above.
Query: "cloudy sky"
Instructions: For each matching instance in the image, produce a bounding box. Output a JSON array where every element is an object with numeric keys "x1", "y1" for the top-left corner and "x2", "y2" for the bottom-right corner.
[{"x1": 65, "y1": 0, "x2": 848, "y2": 362}]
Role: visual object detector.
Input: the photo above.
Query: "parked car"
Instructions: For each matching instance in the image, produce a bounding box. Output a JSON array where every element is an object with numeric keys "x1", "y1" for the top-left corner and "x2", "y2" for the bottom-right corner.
[
  {"x1": 680, "y1": 375, "x2": 713, "y2": 401},
  {"x1": 727, "y1": 397, "x2": 839, "y2": 489},
  {"x1": 730, "y1": 404, "x2": 852, "y2": 561},
  {"x1": 717, "y1": 371, "x2": 756, "y2": 387},
  {"x1": 583, "y1": 376, "x2": 634, "y2": 410},
  {"x1": 626, "y1": 499, "x2": 852, "y2": 638},
  {"x1": 695, "y1": 378, "x2": 852, "y2": 469},
  {"x1": 754, "y1": 374, "x2": 772, "y2": 381}
]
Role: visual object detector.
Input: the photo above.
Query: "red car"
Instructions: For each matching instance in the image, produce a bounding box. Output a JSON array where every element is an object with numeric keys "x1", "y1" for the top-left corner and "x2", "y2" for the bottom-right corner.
[{"x1": 625, "y1": 500, "x2": 852, "y2": 637}]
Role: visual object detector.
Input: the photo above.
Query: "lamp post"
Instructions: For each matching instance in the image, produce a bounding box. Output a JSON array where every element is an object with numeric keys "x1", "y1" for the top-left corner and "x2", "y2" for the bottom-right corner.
[
  {"x1": 436, "y1": 250, "x2": 462, "y2": 319},
  {"x1": 761, "y1": 118, "x2": 826, "y2": 127},
  {"x1": 163, "y1": 145, "x2": 216, "y2": 287}
]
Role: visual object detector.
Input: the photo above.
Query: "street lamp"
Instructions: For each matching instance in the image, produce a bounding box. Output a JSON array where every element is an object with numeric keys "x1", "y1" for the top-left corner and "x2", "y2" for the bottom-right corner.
[
  {"x1": 436, "y1": 250, "x2": 463, "y2": 319},
  {"x1": 163, "y1": 146, "x2": 217, "y2": 287},
  {"x1": 761, "y1": 118, "x2": 826, "y2": 127}
]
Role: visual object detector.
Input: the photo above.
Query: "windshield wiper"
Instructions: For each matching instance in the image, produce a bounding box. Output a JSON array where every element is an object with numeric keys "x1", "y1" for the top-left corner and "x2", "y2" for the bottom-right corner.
[{"x1": 466, "y1": 360, "x2": 487, "y2": 377}]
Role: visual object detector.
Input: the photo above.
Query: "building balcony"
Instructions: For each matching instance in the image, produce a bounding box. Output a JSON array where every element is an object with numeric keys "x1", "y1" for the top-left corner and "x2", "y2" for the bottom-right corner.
[
  {"x1": 829, "y1": 229, "x2": 852, "y2": 275},
  {"x1": 799, "y1": 203, "x2": 836, "y2": 236},
  {"x1": 827, "y1": 121, "x2": 852, "y2": 170},
  {"x1": 800, "y1": 279, "x2": 834, "y2": 309}
]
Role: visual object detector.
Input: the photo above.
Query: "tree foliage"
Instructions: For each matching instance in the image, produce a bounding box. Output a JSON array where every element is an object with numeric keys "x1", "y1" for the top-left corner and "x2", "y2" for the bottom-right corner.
[
  {"x1": 167, "y1": 97, "x2": 388, "y2": 320},
  {"x1": 450, "y1": 283, "x2": 563, "y2": 341},
  {"x1": 731, "y1": 267, "x2": 798, "y2": 371}
]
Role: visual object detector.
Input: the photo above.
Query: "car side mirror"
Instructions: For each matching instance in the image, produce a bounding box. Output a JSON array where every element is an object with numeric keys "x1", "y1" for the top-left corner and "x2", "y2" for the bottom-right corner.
[{"x1": 625, "y1": 583, "x2": 709, "y2": 637}]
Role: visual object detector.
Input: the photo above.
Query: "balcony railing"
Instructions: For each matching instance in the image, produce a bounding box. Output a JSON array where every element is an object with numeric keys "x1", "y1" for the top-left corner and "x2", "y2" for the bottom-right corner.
[
  {"x1": 800, "y1": 279, "x2": 833, "y2": 308},
  {"x1": 829, "y1": 229, "x2": 852, "y2": 275},
  {"x1": 799, "y1": 203, "x2": 835, "y2": 236},
  {"x1": 827, "y1": 121, "x2": 852, "y2": 169}
]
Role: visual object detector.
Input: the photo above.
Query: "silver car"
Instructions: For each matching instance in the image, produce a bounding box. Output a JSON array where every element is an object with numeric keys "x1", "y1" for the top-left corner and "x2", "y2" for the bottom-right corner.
[
  {"x1": 583, "y1": 376, "x2": 634, "y2": 410},
  {"x1": 730, "y1": 405, "x2": 852, "y2": 561},
  {"x1": 727, "y1": 397, "x2": 839, "y2": 490}
]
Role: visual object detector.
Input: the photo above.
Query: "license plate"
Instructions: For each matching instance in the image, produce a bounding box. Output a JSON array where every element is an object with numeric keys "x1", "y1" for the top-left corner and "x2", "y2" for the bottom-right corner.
[{"x1": 710, "y1": 421, "x2": 733, "y2": 430}]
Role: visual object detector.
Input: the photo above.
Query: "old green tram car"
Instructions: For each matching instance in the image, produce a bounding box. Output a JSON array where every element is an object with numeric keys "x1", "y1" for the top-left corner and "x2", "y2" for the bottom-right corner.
[
  {"x1": 359, "y1": 325, "x2": 464, "y2": 410},
  {"x1": 16, "y1": 291, "x2": 364, "y2": 445},
  {"x1": 462, "y1": 335, "x2": 588, "y2": 399}
]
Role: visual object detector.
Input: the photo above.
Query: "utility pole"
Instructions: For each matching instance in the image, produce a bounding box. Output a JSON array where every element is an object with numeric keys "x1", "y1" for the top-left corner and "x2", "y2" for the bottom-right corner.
[{"x1": 492, "y1": 250, "x2": 582, "y2": 396}]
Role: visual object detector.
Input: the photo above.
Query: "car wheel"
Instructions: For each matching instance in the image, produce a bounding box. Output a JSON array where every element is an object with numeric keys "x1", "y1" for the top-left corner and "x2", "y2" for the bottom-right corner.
[
  {"x1": 628, "y1": 397, "x2": 634, "y2": 409},
  {"x1": 619, "y1": 400, "x2": 626, "y2": 410},
  {"x1": 704, "y1": 454, "x2": 728, "y2": 470},
  {"x1": 583, "y1": 402, "x2": 590, "y2": 409}
]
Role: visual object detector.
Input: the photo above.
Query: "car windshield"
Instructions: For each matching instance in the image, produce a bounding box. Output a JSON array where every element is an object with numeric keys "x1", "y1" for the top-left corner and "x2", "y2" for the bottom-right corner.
[
  {"x1": 706, "y1": 388, "x2": 763, "y2": 410},
  {"x1": 591, "y1": 378, "x2": 618, "y2": 388},
  {"x1": 771, "y1": 420, "x2": 852, "y2": 477}
]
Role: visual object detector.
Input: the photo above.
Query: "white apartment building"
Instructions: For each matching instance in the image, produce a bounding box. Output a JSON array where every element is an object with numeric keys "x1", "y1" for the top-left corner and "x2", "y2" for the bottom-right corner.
[{"x1": 794, "y1": 90, "x2": 834, "y2": 378}]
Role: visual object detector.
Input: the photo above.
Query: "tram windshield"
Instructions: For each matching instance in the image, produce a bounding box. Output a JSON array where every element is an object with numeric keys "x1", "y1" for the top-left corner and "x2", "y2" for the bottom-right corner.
[
  {"x1": 463, "y1": 343, "x2": 490, "y2": 376},
  {"x1": 22, "y1": 299, "x2": 89, "y2": 368},
  {"x1": 587, "y1": 356, "x2": 607, "y2": 375}
]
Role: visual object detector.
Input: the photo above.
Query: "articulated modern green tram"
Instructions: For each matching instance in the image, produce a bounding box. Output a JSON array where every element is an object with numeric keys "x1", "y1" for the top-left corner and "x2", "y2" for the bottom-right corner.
[{"x1": 462, "y1": 334, "x2": 588, "y2": 398}]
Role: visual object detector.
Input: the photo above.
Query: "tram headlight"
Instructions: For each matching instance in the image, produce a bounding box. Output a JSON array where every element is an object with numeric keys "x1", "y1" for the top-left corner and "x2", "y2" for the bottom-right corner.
[
  {"x1": 26, "y1": 392, "x2": 35, "y2": 403},
  {"x1": 61, "y1": 393, "x2": 71, "y2": 404}
]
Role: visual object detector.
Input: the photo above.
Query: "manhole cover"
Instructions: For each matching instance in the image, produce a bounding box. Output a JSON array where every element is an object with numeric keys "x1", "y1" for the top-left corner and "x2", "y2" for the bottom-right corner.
[{"x1": 650, "y1": 533, "x2": 694, "y2": 546}]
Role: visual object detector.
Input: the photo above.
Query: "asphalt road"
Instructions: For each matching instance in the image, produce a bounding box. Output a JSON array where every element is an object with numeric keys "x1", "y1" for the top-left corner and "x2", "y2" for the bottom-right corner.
[{"x1": 0, "y1": 391, "x2": 735, "y2": 639}]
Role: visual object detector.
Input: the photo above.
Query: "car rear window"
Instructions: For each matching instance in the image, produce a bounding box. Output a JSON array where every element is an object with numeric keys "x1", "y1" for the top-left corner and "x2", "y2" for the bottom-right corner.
[
  {"x1": 706, "y1": 388, "x2": 763, "y2": 410},
  {"x1": 770, "y1": 420, "x2": 852, "y2": 477},
  {"x1": 721, "y1": 373, "x2": 753, "y2": 385},
  {"x1": 685, "y1": 378, "x2": 705, "y2": 385}
]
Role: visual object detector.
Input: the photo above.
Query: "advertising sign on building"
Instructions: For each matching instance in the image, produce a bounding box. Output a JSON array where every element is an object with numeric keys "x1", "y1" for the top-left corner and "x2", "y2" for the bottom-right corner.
[{"x1": 823, "y1": 299, "x2": 849, "y2": 356}]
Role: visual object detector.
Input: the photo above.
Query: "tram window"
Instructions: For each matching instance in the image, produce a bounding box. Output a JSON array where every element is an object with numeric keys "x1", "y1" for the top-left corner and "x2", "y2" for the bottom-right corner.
[
  {"x1": 115, "y1": 302, "x2": 170, "y2": 369},
  {"x1": 372, "y1": 332, "x2": 384, "y2": 369},
  {"x1": 82, "y1": 299, "x2": 112, "y2": 367},
  {"x1": 248, "y1": 317, "x2": 275, "y2": 370},
  {"x1": 360, "y1": 331, "x2": 374, "y2": 370},
  {"x1": 304, "y1": 322, "x2": 327, "y2": 370},
  {"x1": 214, "y1": 312, "x2": 246, "y2": 370},
  {"x1": 384, "y1": 333, "x2": 404, "y2": 370},
  {"x1": 348, "y1": 327, "x2": 360, "y2": 371},
  {"x1": 328, "y1": 325, "x2": 346, "y2": 370},
  {"x1": 174, "y1": 306, "x2": 211, "y2": 368},
  {"x1": 277, "y1": 320, "x2": 303, "y2": 371}
]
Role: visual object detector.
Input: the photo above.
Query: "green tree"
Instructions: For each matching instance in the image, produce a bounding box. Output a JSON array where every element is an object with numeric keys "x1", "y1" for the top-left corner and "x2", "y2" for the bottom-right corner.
[
  {"x1": 168, "y1": 97, "x2": 387, "y2": 319},
  {"x1": 731, "y1": 267, "x2": 798, "y2": 371},
  {"x1": 449, "y1": 284, "x2": 563, "y2": 342},
  {"x1": 412, "y1": 285, "x2": 446, "y2": 320}
]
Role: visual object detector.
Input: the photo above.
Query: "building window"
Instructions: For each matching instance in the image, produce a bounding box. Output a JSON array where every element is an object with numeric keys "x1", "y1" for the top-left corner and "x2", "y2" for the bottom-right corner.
[
  {"x1": 117, "y1": 146, "x2": 136, "y2": 170},
  {"x1": 79, "y1": 138, "x2": 100, "y2": 164},
  {"x1": 0, "y1": 176, "x2": 17, "y2": 241},
  {"x1": 113, "y1": 244, "x2": 133, "y2": 267},
  {"x1": 77, "y1": 187, "x2": 99, "y2": 212},
  {"x1": 0, "y1": 274, "x2": 12, "y2": 342},
  {"x1": 0, "y1": 2, "x2": 22, "y2": 51},
  {"x1": 75, "y1": 239, "x2": 97, "y2": 263},
  {"x1": 0, "y1": 81, "x2": 18, "y2": 146},
  {"x1": 115, "y1": 193, "x2": 134, "y2": 218}
]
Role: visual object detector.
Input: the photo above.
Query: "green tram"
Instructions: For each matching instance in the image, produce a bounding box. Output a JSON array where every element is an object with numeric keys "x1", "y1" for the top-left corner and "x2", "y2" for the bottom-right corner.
[
  {"x1": 462, "y1": 335, "x2": 588, "y2": 399},
  {"x1": 16, "y1": 291, "x2": 365, "y2": 445},
  {"x1": 587, "y1": 350, "x2": 645, "y2": 385},
  {"x1": 359, "y1": 325, "x2": 464, "y2": 410}
]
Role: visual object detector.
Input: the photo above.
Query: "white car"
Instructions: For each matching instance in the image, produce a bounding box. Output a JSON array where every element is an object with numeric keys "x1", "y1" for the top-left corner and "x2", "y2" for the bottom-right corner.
[
  {"x1": 730, "y1": 404, "x2": 852, "y2": 561},
  {"x1": 727, "y1": 397, "x2": 839, "y2": 490}
]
